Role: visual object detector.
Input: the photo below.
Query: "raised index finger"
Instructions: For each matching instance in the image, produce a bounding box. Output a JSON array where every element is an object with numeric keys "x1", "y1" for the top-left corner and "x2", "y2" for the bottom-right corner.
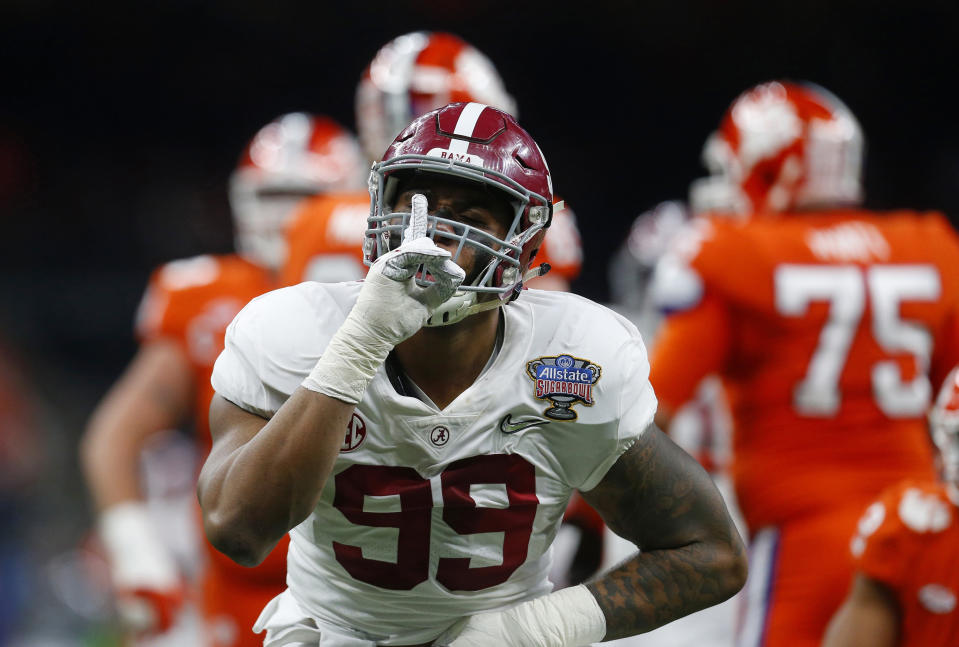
[{"x1": 403, "y1": 193, "x2": 429, "y2": 241}]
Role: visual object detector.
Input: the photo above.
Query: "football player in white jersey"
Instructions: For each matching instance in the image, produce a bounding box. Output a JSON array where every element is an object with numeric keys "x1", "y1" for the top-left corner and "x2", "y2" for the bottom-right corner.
[{"x1": 198, "y1": 102, "x2": 747, "y2": 647}]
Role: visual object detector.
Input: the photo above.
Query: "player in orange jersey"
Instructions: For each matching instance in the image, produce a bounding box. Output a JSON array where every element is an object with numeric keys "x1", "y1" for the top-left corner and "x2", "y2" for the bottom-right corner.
[
  {"x1": 80, "y1": 113, "x2": 366, "y2": 647},
  {"x1": 823, "y1": 365, "x2": 959, "y2": 647},
  {"x1": 279, "y1": 191, "x2": 370, "y2": 285},
  {"x1": 648, "y1": 81, "x2": 959, "y2": 647},
  {"x1": 282, "y1": 31, "x2": 583, "y2": 292}
]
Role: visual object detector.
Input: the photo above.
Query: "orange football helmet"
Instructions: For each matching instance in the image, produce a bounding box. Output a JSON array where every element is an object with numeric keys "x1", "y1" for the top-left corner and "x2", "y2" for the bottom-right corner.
[
  {"x1": 229, "y1": 113, "x2": 367, "y2": 270},
  {"x1": 355, "y1": 32, "x2": 517, "y2": 163},
  {"x1": 691, "y1": 81, "x2": 864, "y2": 215}
]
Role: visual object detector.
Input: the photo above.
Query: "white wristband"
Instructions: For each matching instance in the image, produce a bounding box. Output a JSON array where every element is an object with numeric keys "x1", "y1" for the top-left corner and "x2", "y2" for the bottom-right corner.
[
  {"x1": 98, "y1": 501, "x2": 179, "y2": 590},
  {"x1": 446, "y1": 584, "x2": 607, "y2": 647},
  {"x1": 301, "y1": 320, "x2": 393, "y2": 404}
]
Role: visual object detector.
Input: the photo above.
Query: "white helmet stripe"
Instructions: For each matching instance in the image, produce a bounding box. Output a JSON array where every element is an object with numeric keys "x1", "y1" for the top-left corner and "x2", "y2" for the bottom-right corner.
[{"x1": 447, "y1": 102, "x2": 488, "y2": 155}]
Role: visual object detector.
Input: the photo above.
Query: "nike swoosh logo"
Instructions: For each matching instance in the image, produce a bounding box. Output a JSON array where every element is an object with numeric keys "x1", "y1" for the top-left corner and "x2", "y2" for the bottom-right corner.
[{"x1": 500, "y1": 414, "x2": 551, "y2": 434}]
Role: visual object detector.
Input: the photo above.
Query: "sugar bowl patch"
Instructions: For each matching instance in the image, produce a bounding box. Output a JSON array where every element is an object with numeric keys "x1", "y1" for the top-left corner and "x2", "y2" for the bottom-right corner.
[{"x1": 526, "y1": 354, "x2": 602, "y2": 420}]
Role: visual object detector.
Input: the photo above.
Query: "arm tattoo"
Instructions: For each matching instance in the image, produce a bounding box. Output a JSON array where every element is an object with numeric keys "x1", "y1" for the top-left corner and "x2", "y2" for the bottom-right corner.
[{"x1": 580, "y1": 423, "x2": 747, "y2": 639}]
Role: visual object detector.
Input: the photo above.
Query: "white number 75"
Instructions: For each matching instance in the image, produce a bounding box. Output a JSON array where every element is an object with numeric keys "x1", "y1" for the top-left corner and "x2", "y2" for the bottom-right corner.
[{"x1": 775, "y1": 264, "x2": 940, "y2": 417}]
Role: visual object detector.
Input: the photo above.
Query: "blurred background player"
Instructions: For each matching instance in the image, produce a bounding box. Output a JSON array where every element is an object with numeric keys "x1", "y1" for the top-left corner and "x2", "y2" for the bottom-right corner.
[
  {"x1": 822, "y1": 364, "x2": 959, "y2": 647},
  {"x1": 646, "y1": 80, "x2": 959, "y2": 647},
  {"x1": 604, "y1": 199, "x2": 743, "y2": 647},
  {"x1": 280, "y1": 31, "x2": 583, "y2": 293},
  {"x1": 80, "y1": 112, "x2": 366, "y2": 646},
  {"x1": 608, "y1": 200, "x2": 691, "y2": 336}
]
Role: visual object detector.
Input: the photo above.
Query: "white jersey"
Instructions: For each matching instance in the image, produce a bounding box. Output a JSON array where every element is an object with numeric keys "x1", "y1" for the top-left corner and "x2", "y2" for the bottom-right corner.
[{"x1": 211, "y1": 282, "x2": 657, "y2": 644}]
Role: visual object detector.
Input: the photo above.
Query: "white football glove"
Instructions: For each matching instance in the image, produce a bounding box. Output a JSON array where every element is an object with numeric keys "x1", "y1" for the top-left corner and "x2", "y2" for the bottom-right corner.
[
  {"x1": 98, "y1": 501, "x2": 188, "y2": 635},
  {"x1": 438, "y1": 585, "x2": 607, "y2": 647},
  {"x1": 302, "y1": 194, "x2": 465, "y2": 403}
]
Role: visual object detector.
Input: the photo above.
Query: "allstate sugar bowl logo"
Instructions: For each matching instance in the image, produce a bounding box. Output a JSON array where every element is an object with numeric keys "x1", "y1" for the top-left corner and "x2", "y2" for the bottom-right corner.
[{"x1": 526, "y1": 354, "x2": 602, "y2": 420}]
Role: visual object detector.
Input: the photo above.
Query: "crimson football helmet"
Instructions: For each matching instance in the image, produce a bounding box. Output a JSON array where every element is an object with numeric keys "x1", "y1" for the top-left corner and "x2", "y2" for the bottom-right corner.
[
  {"x1": 229, "y1": 113, "x2": 367, "y2": 270},
  {"x1": 356, "y1": 32, "x2": 518, "y2": 163},
  {"x1": 366, "y1": 102, "x2": 553, "y2": 326},
  {"x1": 690, "y1": 81, "x2": 864, "y2": 215},
  {"x1": 929, "y1": 366, "x2": 959, "y2": 493}
]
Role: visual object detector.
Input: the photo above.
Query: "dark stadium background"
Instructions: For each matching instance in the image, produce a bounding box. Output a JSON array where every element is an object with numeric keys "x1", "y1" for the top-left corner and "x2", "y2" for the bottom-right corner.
[{"x1": 1, "y1": 0, "x2": 958, "y2": 642}]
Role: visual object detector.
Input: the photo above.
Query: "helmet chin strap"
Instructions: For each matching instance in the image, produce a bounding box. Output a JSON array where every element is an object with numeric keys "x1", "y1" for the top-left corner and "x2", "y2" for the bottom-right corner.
[
  {"x1": 424, "y1": 263, "x2": 551, "y2": 327},
  {"x1": 423, "y1": 291, "x2": 491, "y2": 327}
]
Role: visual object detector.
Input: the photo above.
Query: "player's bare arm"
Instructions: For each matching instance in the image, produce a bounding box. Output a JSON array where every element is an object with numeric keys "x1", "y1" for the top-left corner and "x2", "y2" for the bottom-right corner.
[
  {"x1": 81, "y1": 339, "x2": 195, "y2": 510},
  {"x1": 820, "y1": 574, "x2": 899, "y2": 647},
  {"x1": 80, "y1": 338, "x2": 196, "y2": 635},
  {"x1": 198, "y1": 390, "x2": 352, "y2": 567},
  {"x1": 581, "y1": 423, "x2": 748, "y2": 639}
]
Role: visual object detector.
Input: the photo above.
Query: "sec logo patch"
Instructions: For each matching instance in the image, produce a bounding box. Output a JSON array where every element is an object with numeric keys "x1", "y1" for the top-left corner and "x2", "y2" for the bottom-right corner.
[{"x1": 341, "y1": 414, "x2": 367, "y2": 452}]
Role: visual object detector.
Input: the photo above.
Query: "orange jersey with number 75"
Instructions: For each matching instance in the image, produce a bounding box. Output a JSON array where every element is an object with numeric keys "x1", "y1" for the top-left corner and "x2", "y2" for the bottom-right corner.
[{"x1": 650, "y1": 209, "x2": 959, "y2": 530}]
